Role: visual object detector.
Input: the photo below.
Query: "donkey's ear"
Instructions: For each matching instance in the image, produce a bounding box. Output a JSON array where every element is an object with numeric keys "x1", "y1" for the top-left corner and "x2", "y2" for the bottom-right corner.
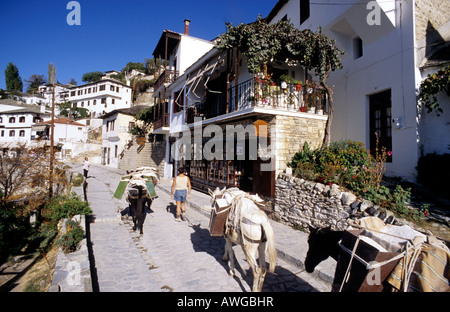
[{"x1": 308, "y1": 225, "x2": 316, "y2": 234}]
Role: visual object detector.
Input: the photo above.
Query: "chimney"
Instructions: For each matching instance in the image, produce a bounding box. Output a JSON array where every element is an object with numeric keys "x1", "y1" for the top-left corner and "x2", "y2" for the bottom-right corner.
[{"x1": 184, "y1": 19, "x2": 191, "y2": 35}]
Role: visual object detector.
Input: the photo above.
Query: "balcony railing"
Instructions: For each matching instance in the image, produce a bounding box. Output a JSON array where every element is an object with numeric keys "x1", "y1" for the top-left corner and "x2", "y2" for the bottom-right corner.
[
  {"x1": 186, "y1": 78, "x2": 329, "y2": 124},
  {"x1": 229, "y1": 78, "x2": 329, "y2": 114},
  {"x1": 153, "y1": 69, "x2": 179, "y2": 92},
  {"x1": 153, "y1": 113, "x2": 169, "y2": 130}
]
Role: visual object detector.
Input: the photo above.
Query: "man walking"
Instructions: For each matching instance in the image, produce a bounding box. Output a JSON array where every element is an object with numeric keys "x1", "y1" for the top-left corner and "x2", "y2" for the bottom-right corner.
[{"x1": 83, "y1": 156, "x2": 91, "y2": 179}]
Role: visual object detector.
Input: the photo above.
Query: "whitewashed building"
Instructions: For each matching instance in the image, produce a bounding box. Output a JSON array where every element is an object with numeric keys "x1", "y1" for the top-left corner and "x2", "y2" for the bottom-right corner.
[
  {"x1": 151, "y1": 19, "x2": 216, "y2": 178},
  {"x1": 68, "y1": 78, "x2": 133, "y2": 118},
  {"x1": 0, "y1": 99, "x2": 49, "y2": 147},
  {"x1": 38, "y1": 83, "x2": 70, "y2": 104},
  {"x1": 266, "y1": 0, "x2": 450, "y2": 181},
  {"x1": 100, "y1": 105, "x2": 149, "y2": 168}
]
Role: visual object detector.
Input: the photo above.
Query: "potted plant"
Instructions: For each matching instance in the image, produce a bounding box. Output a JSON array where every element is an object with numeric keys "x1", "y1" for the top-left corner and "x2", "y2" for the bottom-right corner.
[
  {"x1": 293, "y1": 80, "x2": 303, "y2": 91},
  {"x1": 280, "y1": 75, "x2": 293, "y2": 89}
]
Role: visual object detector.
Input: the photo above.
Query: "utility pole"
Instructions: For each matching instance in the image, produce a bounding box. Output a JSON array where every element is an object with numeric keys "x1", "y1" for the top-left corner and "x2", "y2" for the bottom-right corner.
[{"x1": 48, "y1": 63, "x2": 56, "y2": 198}]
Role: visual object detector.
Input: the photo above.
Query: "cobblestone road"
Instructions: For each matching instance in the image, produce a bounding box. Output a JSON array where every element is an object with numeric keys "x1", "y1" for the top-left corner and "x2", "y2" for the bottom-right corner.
[{"x1": 72, "y1": 164, "x2": 331, "y2": 292}]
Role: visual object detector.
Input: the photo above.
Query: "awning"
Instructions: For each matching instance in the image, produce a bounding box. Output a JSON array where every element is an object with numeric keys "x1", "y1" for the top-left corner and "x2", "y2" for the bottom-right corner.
[{"x1": 31, "y1": 125, "x2": 47, "y2": 132}]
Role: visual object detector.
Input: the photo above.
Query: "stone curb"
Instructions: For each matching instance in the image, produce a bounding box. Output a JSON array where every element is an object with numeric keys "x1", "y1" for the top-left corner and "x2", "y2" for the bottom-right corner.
[{"x1": 49, "y1": 215, "x2": 92, "y2": 292}]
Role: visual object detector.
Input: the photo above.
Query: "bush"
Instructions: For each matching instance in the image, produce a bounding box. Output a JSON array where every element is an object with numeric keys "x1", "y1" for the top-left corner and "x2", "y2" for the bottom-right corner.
[
  {"x1": 289, "y1": 140, "x2": 380, "y2": 196},
  {"x1": 46, "y1": 192, "x2": 92, "y2": 222},
  {"x1": 56, "y1": 219, "x2": 84, "y2": 253},
  {"x1": 71, "y1": 173, "x2": 84, "y2": 187},
  {"x1": 390, "y1": 185, "x2": 412, "y2": 218}
]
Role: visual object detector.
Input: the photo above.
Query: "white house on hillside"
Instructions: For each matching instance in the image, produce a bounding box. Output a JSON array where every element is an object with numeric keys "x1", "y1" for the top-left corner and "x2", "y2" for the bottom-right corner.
[
  {"x1": 0, "y1": 99, "x2": 49, "y2": 147},
  {"x1": 31, "y1": 117, "x2": 89, "y2": 159},
  {"x1": 68, "y1": 78, "x2": 133, "y2": 118},
  {"x1": 38, "y1": 83, "x2": 70, "y2": 104},
  {"x1": 100, "y1": 105, "x2": 149, "y2": 168},
  {"x1": 266, "y1": 0, "x2": 450, "y2": 181}
]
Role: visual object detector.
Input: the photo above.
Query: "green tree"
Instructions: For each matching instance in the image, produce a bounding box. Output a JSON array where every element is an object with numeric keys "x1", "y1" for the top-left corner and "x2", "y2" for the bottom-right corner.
[
  {"x1": 68, "y1": 78, "x2": 77, "y2": 86},
  {"x1": 0, "y1": 89, "x2": 7, "y2": 99},
  {"x1": 25, "y1": 74, "x2": 47, "y2": 93},
  {"x1": 122, "y1": 62, "x2": 146, "y2": 74},
  {"x1": 144, "y1": 58, "x2": 168, "y2": 76},
  {"x1": 58, "y1": 102, "x2": 89, "y2": 119},
  {"x1": 81, "y1": 71, "x2": 104, "y2": 83},
  {"x1": 4, "y1": 62, "x2": 23, "y2": 92}
]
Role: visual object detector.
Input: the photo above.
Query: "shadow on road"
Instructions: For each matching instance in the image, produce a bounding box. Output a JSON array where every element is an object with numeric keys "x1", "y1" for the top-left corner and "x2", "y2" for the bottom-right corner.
[{"x1": 189, "y1": 224, "x2": 322, "y2": 292}]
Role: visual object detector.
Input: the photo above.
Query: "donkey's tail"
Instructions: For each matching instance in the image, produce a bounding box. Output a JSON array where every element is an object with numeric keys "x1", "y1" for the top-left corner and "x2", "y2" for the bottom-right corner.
[{"x1": 262, "y1": 219, "x2": 277, "y2": 273}]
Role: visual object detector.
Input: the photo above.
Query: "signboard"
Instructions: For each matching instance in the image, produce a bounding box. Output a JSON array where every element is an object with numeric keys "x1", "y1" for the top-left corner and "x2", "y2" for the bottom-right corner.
[{"x1": 136, "y1": 137, "x2": 146, "y2": 146}]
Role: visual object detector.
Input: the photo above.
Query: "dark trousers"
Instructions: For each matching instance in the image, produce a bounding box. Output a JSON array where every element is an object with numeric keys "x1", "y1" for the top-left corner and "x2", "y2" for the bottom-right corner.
[{"x1": 83, "y1": 169, "x2": 88, "y2": 178}]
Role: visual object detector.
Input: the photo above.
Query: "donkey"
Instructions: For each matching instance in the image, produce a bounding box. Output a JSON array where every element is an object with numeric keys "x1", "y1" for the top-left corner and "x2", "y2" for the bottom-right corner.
[
  {"x1": 124, "y1": 167, "x2": 158, "y2": 235},
  {"x1": 304, "y1": 226, "x2": 343, "y2": 273},
  {"x1": 209, "y1": 187, "x2": 277, "y2": 292},
  {"x1": 127, "y1": 184, "x2": 149, "y2": 235}
]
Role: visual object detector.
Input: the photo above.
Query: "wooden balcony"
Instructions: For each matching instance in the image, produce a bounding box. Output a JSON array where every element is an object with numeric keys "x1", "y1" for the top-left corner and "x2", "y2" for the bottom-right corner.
[
  {"x1": 153, "y1": 69, "x2": 179, "y2": 92},
  {"x1": 153, "y1": 113, "x2": 169, "y2": 131},
  {"x1": 186, "y1": 78, "x2": 329, "y2": 124}
]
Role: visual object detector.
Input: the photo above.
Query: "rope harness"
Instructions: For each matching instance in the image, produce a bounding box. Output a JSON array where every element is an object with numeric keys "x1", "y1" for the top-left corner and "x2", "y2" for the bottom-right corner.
[{"x1": 337, "y1": 221, "x2": 445, "y2": 292}]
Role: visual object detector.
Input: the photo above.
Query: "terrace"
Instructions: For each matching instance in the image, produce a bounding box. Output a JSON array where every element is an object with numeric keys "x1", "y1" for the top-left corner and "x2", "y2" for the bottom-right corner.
[{"x1": 186, "y1": 77, "x2": 329, "y2": 124}]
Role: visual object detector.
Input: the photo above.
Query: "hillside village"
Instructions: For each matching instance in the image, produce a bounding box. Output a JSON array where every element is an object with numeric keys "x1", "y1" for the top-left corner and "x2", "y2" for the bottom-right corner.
[{"x1": 1, "y1": 0, "x2": 449, "y2": 200}]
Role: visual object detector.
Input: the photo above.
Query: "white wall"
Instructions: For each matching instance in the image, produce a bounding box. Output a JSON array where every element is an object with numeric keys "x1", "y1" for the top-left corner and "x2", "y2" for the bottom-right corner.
[
  {"x1": 178, "y1": 36, "x2": 215, "y2": 75},
  {"x1": 270, "y1": 0, "x2": 421, "y2": 180},
  {"x1": 69, "y1": 80, "x2": 132, "y2": 117},
  {"x1": 0, "y1": 112, "x2": 37, "y2": 145}
]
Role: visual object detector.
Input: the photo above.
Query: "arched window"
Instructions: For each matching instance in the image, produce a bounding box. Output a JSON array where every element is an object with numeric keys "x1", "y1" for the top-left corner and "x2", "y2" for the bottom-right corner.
[
  {"x1": 9, "y1": 130, "x2": 15, "y2": 137},
  {"x1": 9, "y1": 117, "x2": 15, "y2": 123},
  {"x1": 19, "y1": 116, "x2": 26, "y2": 123}
]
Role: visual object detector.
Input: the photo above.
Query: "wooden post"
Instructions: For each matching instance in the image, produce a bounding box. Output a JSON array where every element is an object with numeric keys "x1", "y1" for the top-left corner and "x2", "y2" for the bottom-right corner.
[{"x1": 48, "y1": 63, "x2": 56, "y2": 198}]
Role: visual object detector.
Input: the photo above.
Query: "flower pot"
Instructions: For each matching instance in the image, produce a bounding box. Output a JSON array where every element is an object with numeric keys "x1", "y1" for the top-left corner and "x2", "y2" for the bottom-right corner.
[
  {"x1": 300, "y1": 107, "x2": 307, "y2": 112},
  {"x1": 296, "y1": 84, "x2": 302, "y2": 91},
  {"x1": 317, "y1": 109, "x2": 323, "y2": 115},
  {"x1": 281, "y1": 81, "x2": 288, "y2": 89},
  {"x1": 270, "y1": 82, "x2": 276, "y2": 86},
  {"x1": 307, "y1": 107, "x2": 315, "y2": 114}
]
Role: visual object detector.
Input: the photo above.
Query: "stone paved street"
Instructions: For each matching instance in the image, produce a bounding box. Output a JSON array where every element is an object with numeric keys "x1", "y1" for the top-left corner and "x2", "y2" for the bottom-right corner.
[{"x1": 71, "y1": 164, "x2": 333, "y2": 292}]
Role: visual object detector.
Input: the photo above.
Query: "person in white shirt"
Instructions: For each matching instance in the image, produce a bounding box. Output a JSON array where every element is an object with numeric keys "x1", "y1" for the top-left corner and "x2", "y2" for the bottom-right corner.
[
  {"x1": 171, "y1": 166, "x2": 191, "y2": 222},
  {"x1": 83, "y1": 157, "x2": 91, "y2": 179}
]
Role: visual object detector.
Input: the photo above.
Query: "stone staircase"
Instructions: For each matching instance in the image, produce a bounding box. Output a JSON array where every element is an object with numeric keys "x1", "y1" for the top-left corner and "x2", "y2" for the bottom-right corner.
[{"x1": 118, "y1": 137, "x2": 165, "y2": 174}]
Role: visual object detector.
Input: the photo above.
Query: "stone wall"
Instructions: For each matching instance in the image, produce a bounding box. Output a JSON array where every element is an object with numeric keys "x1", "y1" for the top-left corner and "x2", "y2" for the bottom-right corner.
[
  {"x1": 274, "y1": 173, "x2": 395, "y2": 231},
  {"x1": 415, "y1": 0, "x2": 450, "y2": 42},
  {"x1": 49, "y1": 215, "x2": 92, "y2": 292},
  {"x1": 272, "y1": 114, "x2": 327, "y2": 175}
]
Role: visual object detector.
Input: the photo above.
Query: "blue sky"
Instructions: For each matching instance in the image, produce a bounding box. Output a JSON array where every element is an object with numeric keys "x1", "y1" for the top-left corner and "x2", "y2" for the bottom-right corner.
[{"x1": 0, "y1": 0, "x2": 277, "y2": 90}]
